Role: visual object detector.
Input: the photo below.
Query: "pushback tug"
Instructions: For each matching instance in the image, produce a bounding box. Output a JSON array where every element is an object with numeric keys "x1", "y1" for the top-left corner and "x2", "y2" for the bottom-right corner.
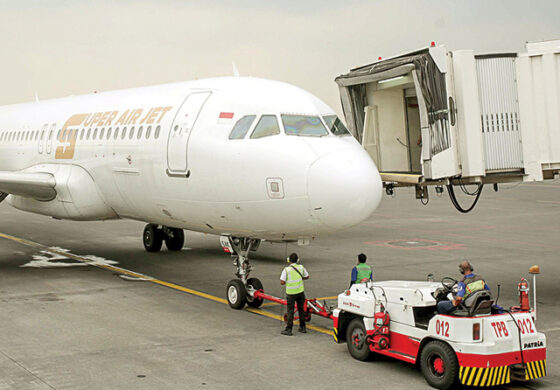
[{"x1": 227, "y1": 266, "x2": 546, "y2": 390}]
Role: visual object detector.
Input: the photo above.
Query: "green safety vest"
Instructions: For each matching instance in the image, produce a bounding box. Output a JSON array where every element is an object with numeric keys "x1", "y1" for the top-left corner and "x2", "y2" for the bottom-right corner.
[
  {"x1": 285, "y1": 264, "x2": 305, "y2": 295},
  {"x1": 356, "y1": 263, "x2": 372, "y2": 283},
  {"x1": 465, "y1": 279, "x2": 486, "y2": 297}
]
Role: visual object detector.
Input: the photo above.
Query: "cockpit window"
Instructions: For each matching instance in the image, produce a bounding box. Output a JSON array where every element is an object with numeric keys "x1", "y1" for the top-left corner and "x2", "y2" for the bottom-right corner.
[
  {"x1": 282, "y1": 115, "x2": 328, "y2": 136},
  {"x1": 323, "y1": 115, "x2": 351, "y2": 136},
  {"x1": 250, "y1": 115, "x2": 281, "y2": 139},
  {"x1": 229, "y1": 115, "x2": 256, "y2": 140}
]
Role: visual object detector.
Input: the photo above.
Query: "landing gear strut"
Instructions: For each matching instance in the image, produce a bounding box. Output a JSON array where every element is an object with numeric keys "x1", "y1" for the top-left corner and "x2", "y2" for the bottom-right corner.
[
  {"x1": 143, "y1": 224, "x2": 184, "y2": 252},
  {"x1": 221, "y1": 236, "x2": 263, "y2": 309}
]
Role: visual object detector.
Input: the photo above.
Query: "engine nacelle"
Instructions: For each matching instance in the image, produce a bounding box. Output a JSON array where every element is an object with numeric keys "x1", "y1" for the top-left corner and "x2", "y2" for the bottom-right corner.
[{"x1": 8, "y1": 164, "x2": 118, "y2": 221}]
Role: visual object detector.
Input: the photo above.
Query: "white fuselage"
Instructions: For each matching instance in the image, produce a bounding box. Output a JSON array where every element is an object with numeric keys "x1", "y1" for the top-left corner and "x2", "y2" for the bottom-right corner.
[{"x1": 0, "y1": 77, "x2": 382, "y2": 241}]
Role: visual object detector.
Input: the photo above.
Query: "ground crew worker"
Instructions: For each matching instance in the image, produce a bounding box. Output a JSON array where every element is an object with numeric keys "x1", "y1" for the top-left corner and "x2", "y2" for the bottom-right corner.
[
  {"x1": 280, "y1": 252, "x2": 309, "y2": 336},
  {"x1": 437, "y1": 260, "x2": 491, "y2": 314},
  {"x1": 350, "y1": 253, "x2": 373, "y2": 286}
]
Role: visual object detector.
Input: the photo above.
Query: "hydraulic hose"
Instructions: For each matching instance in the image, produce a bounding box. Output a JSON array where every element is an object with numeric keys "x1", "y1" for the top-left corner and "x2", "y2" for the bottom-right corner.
[{"x1": 447, "y1": 183, "x2": 483, "y2": 213}]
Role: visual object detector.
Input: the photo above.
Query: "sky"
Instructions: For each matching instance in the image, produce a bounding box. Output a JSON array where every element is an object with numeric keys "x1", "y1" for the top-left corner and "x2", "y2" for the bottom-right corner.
[{"x1": 0, "y1": 0, "x2": 559, "y2": 115}]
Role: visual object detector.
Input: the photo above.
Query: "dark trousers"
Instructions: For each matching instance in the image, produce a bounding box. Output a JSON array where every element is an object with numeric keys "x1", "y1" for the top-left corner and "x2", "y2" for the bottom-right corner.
[
  {"x1": 437, "y1": 300, "x2": 458, "y2": 315},
  {"x1": 286, "y1": 292, "x2": 306, "y2": 330}
]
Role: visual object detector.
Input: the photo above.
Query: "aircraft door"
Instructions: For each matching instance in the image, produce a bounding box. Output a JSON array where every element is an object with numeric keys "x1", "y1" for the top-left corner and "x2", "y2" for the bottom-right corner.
[{"x1": 167, "y1": 91, "x2": 212, "y2": 174}]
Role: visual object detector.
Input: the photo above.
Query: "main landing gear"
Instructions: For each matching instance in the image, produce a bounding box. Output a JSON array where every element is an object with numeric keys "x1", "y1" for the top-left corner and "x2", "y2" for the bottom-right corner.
[
  {"x1": 221, "y1": 236, "x2": 263, "y2": 310},
  {"x1": 143, "y1": 224, "x2": 185, "y2": 252}
]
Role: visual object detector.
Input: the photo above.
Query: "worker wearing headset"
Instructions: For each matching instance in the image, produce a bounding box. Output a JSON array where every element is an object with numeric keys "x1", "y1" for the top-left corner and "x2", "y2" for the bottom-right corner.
[{"x1": 280, "y1": 253, "x2": 309, "y2": 336}]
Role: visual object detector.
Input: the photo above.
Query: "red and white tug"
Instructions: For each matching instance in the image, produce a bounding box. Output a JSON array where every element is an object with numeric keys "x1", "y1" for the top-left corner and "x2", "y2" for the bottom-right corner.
[{"x1": 332, "y1": 276, "x2": 546, "y2": 390}]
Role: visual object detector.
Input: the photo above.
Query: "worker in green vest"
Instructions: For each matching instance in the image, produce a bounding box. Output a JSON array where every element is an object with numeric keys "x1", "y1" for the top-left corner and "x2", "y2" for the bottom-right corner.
[
  {"x1": 280, "y1": 252, "x2": 309, "y2": 336},
  {"x1": 350, "y1": 253, "x2": 373, "y2": 286}
]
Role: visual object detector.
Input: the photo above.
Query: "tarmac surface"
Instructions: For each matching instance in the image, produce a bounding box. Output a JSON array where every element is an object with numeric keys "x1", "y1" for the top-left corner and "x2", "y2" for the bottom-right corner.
[{"x1": 0, "y1": 180, "x2": 559, "y2": 389}]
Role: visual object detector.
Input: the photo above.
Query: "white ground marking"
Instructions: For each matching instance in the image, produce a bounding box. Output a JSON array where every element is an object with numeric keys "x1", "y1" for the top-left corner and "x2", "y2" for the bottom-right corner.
[
  {"x1": 118, "y1": 275, "x2": 152, "y2": 281},
  {"x1": 20, "y1": 247, "x2": 119, "y2": 268}
]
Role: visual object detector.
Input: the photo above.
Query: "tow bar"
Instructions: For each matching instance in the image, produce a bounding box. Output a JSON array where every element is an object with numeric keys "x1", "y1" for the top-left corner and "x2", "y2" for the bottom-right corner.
[{"x1": 252, "y1": 289, "x2": 334, "y2": 322}]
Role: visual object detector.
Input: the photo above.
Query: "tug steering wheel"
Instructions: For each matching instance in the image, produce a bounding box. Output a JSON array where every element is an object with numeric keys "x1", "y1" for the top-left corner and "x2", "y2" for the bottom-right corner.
[
  {"x1": 441, "y1": 277, "x2": 458, "y2": 292},
  {"x1": 431, "y1": 277, "x2": 459, "y2": 303}
]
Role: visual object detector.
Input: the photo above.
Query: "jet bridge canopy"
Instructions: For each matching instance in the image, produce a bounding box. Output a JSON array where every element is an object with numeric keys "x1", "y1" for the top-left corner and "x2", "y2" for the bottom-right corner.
[{"x1": 336, "y1": 40, "x2": 560, "y2": 201}]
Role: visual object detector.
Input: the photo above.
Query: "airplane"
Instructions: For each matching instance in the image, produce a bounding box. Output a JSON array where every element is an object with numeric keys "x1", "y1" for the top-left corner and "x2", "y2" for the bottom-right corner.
[{"x1": 0, "y1": 76, "x2": 383, "y2": 306}]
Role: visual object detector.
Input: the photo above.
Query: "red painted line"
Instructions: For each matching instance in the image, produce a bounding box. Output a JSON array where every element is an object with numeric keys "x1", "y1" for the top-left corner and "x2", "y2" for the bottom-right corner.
[{"x1": 219, "y1": 112, "x2": 234, "y2": 119}]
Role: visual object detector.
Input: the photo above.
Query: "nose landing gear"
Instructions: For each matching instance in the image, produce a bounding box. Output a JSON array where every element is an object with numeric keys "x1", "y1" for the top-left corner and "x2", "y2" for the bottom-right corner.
[
  {"x1": 221, "y1": 236, "x2": 263, "y2": 309},
  {"x1": 142, "y1": 224, "x2": 185, "y2": 252}
]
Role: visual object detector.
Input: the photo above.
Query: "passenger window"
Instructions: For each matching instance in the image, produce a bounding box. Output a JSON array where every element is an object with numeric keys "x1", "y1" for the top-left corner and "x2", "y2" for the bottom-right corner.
[
  {"x1": 79, "y1": 129, "x2": 84, "y2": 140},
  {"x1": 107, "y1": 127, "x2": 112, "y2": 139},
  {"x1": 129, "y1": 126, "x2": 135, "y2": 139},
  {"x1": 155, "y1": 125, "x2": 161, "y2": 139},
  {"x1": 114, "y1": 127, "x2": 120, "y2": 140},
  {"x1": 250, "y1": 115, "x2": 281, "y2": 139},
  {"x1": 121, "y1": 127, "x2": 127, "y2": 139},
  {"x1": 137, "y1": 126, "x2": 143, "y2": 139},
  {"x1": 87, "y1": 128, "x2": 91, "y2": 140},
  {"x1": 93, "y1": 128, "x2": 98, "y2": 140},
  {"x1": 146, "y1": 125, "x2": 152, "y2": 139},
  {"x1": 99, "y1": 127, "x2": 105, "y2": 139},
  {"x1": 229, "y1": 115, "x2": 256, "y2": 140}
]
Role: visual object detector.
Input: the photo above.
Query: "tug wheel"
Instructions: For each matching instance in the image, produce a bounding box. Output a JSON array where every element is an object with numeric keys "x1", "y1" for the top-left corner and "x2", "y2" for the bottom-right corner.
[
  {"x1": 143, "y1": 224, "x2": 163, "y2": 252},
  {"x1": 420, "y1": 340, "x2": 458, "y2": 390},
  {"x1": 346, "y1": 318, "x2": 371, "y2": 361},
  {"x1": 246, "y1": 278, "x2": 264, "y2": 308},
  {"x1": 226, "y1": 279, "x2": 247, "y2": 309}
]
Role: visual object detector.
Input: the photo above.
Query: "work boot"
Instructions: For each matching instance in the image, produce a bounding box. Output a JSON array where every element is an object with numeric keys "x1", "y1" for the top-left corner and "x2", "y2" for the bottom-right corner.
[
  {"x1": 298, "y1": 327, "x2": 307, "y2": 333},
  {"x1": 281, "y1": 328, "x2": 292, "y2": 336}
]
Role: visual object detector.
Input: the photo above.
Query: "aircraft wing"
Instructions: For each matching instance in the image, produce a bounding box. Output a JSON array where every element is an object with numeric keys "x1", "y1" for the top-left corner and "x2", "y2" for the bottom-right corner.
[{"x1": 0, "y1": 171, "x2": 56, "y2": 202}]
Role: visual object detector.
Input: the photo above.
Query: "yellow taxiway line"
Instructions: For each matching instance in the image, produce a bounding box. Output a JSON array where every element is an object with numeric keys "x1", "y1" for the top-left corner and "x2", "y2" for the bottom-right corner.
[{"x1": 0, "y1": 231, "x2": 333, "y2": 335}]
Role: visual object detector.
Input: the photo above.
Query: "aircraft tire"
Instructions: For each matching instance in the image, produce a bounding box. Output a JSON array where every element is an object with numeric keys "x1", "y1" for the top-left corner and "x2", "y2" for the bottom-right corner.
[
  {"x1": 165, "y1": 228, "x2": 184, "y2": 251},
  {"x1": 246, "y1": 277, "x2": 264, "y2": 308},
  {"x1": 143, "y1": 224, "x2": 163, "y2": 252},
  {"x1": 226, "y1": 279, "x2": 247, "y2": 309}
]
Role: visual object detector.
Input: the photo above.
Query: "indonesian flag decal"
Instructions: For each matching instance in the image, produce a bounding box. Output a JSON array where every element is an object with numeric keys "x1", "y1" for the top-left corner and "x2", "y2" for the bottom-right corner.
[
  {"x1": 218, "y1": 112, "x2": 234, "y2": 124},
  {"x1": 219, "y1": 112, "x2": 234, "y2": 119}
]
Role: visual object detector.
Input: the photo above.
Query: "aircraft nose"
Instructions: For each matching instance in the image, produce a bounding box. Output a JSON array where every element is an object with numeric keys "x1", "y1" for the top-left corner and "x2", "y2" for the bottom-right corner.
[{"x1": 308, "y1": 149, "x2": 382, "y2": 230}]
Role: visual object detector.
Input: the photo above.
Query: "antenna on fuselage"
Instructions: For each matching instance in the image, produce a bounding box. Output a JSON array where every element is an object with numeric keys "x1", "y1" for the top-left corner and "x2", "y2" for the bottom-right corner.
[{"x1": 232, "y1": 61, "x2": 240, "y2": 77}]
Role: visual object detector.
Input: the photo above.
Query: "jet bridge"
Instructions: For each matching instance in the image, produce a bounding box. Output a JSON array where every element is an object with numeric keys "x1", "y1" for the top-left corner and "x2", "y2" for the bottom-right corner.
[{"x1": 336, "y1": 40, "x2": 560, "y2": 211}]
